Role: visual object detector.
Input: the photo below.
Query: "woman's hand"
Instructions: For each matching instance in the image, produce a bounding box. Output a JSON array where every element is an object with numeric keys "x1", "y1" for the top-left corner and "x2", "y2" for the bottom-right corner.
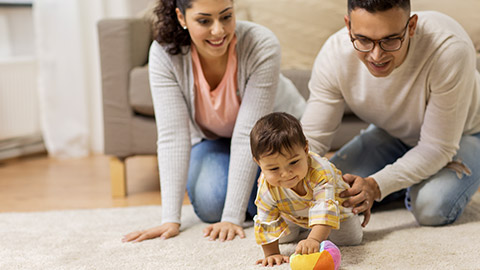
[
  {"x1": 122, "y1": 222, "x2": 180, "y2": 242},
  {"x1": 203, "y1": 221, "x2": 245, "y2": 241},
  {"x1": 256, "y1": 254, "x2": 289, "y2": 267},
  {"x1": 340, "y1": 174, "x2": 380, "y2": 227}
]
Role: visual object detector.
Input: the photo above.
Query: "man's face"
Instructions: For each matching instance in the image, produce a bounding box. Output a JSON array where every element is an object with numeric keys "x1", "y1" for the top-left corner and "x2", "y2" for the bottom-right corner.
[{"x1": 345, "y1": 7, "x2": 417, "y2": 77}]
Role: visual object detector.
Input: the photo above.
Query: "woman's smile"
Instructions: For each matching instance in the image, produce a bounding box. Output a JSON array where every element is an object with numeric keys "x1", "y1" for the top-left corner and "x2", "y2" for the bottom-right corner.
[{"x1": 207, "y1": 36, "x2": 226, "y2": 47}]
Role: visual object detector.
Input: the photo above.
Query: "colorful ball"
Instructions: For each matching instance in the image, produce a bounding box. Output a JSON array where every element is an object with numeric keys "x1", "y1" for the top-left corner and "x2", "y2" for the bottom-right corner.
[{"x1": 289, "y1": 240, "x2": 341, "y2": 270}]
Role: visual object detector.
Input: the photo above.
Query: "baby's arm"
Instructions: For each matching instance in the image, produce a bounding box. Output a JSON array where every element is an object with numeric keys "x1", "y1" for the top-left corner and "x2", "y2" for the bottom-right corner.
[
  {"x1": 254, "y1": 176, "x2": 289, "y2": 266},
  {"x1": 256, "y1": 240, "x2": 290, "y2": 267},
  {"x1": 295, "y1": 224, "x2": 331, "y2": 254}
]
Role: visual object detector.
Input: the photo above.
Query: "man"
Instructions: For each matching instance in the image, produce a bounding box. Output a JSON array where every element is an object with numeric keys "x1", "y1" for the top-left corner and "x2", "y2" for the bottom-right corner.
[{"x1": 301, "y1": 0, "x2": 480, "y2": 227}]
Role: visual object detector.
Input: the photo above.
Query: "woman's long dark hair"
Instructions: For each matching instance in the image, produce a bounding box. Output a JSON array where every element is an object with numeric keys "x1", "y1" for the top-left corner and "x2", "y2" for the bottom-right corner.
[{"x1": 154, "y1": 0, "x2": 193, "y2": 55}]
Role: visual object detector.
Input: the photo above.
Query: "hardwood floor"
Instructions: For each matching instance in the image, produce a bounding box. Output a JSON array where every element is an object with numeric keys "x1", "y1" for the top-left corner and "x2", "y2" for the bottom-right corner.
[
  {"x1": 0, "y1": 152, "x2": 332, "y2": 213},
  {"x1": 4, "y1": 152, "x2": 476, "y2": 213},
  {"x1": 0, "y1": 153, "x2": 190, "y2": 213}
]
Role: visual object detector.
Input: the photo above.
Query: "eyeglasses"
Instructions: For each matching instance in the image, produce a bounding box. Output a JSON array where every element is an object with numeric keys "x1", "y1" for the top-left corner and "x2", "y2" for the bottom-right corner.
[{"x1": 349, "y1": 17, "x2": 412, "y2": 52}]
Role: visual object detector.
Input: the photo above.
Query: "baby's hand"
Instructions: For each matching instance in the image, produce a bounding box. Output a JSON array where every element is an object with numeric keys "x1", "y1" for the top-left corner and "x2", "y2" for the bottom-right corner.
[
  {"x1": 295, "y1": 238, "x2": 320, "y2": 254},
  {"x1": 255, "y1": 254, "x2": 289, "y2": 267}
]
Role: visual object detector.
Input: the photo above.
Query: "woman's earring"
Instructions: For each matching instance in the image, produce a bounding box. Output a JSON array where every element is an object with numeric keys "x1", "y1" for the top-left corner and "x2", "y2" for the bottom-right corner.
[{"x1": 183, "y1": 26, "x2": 187, "y2": 30}]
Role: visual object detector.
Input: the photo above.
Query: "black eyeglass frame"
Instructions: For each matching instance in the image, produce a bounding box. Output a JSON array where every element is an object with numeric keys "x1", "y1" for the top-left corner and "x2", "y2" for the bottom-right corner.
[{"x1": 349, "y1": 17, "x2": 412, "y2": 53}]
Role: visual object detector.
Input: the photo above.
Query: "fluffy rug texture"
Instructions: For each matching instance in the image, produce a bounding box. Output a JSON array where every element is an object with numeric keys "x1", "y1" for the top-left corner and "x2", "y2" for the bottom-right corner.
[{"x1": 1, "y1": 193, "x2": 480, "y2": 270}]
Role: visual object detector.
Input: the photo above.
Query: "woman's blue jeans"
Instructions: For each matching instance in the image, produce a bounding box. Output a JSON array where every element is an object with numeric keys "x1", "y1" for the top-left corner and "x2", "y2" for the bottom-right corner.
[
  {"x1": 330, "y1": 124, "x2": 480, "y2": 226},
  {"x1": 187, "y1": 138, "x2": 258, "y2": 223}
]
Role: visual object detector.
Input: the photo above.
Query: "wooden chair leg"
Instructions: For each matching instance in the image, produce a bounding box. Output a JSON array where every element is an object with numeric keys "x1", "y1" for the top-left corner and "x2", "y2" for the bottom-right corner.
[{"x1": 110, "y1": 156, "x2": 127, "y2": 197}]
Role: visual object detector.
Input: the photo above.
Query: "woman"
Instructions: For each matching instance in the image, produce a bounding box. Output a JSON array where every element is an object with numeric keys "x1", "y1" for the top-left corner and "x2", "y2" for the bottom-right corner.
[{"x1": 123, "y1": 0, "x2": 305, "y2": 242}]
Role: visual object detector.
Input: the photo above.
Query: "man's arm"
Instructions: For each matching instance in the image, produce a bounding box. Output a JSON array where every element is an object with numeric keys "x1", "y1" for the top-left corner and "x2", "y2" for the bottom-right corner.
[
  {"x1": 301, "y1": 40, "x2": 346, "y2": 156},
  {"x1": 371, "y1": 40, "x2": 477, "y2": 199}
]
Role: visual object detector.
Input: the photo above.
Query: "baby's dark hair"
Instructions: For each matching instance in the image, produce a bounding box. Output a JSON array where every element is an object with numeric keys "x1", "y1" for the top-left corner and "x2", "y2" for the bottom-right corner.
[
  {"x1": 347, "y1": 0, "x2": 410, "y2": 14},
  {"x1": 250, "y1": 112, "x2": 307, "y2": 160}
]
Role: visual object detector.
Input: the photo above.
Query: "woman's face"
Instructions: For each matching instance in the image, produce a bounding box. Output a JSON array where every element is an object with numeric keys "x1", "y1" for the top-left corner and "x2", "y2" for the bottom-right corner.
[{"x1": 176, "y1": 0, "x2": 236, "y2": 61}]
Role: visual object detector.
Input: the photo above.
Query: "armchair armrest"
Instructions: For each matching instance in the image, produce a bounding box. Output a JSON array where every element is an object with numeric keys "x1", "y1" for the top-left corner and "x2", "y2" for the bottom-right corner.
[{"x1": 97, "y1": 18, "x2": 152, "y2": 157}]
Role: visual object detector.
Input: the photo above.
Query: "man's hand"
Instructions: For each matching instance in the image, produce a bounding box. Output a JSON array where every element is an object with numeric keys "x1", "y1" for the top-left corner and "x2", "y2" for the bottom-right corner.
[
  {"x1": 339, "y1": 174, "x2": 380, "y2": 227},
  {"x1": 203, "y1": 221, "x2": 245, "y2": 241},
  {"x1": 122, "y1": 222, "x2": 180, "y2": 242},
  {"x1": 256, "y1": 254, "x2": 289, "y2": 267}
]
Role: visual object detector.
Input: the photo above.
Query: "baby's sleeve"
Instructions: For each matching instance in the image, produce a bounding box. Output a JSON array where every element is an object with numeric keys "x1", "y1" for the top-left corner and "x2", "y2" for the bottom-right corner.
[
  {"x1": 308, "y1": 157, "x2": 342, "y2": 229},
  {"x1": 309, "y1": 180, "x2": 340, "y2": 229}
]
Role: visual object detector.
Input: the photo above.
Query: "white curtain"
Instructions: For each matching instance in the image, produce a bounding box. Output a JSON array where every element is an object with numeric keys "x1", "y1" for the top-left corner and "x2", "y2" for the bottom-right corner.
[{"x1": 33, "y1": 0, "x2": 152, "y2": 158}]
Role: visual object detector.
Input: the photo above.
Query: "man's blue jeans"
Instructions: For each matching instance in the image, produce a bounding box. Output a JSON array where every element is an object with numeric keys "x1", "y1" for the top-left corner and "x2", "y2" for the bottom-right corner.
[
  {"x1": 187, "y1": 138, "x2": 258, "y2": 223},
  {"x1": 330, "y1": 124, "x2": 480, "y2": 226}
]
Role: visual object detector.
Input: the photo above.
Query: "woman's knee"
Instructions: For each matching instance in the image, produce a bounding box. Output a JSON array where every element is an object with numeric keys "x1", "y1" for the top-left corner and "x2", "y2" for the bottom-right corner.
[
  {"x1": 188, "y1": 171, "x2": 227, "y2": 223},
  {"x1": 190, "y1": 188, "x2": 225, "y2": 223},
  {"x1": 187, "y1": 141, "x2": 230, "y2": 223}
]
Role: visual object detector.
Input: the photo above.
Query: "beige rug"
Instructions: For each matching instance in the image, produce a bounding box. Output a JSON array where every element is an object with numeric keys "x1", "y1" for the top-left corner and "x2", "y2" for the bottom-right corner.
[{"x1": 1, "y1": 193, "x2": 480, "y2": 269}]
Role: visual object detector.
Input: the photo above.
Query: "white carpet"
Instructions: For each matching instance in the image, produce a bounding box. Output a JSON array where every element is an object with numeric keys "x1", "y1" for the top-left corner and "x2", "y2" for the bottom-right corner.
[{"x1": 1, "y1": 193, "x2": 480, "y2": 270}]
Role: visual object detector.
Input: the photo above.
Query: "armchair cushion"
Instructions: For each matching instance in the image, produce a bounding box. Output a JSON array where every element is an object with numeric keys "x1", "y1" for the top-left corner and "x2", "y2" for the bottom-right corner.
[{"x1": 129, "y1": 65, "x2": 154, "y2": 116}]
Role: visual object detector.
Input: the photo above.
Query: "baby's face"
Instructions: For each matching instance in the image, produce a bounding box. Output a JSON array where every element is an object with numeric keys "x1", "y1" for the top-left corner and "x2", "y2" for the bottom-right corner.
[{"x1": 256, "y1": 145, "x2": 309, "y2": 192}]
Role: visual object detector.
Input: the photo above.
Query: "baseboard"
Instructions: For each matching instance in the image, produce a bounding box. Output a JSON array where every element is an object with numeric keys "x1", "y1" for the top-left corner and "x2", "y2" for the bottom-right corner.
[{"x1": 0, "y1": 134, "x2": 45, "y2": 160}]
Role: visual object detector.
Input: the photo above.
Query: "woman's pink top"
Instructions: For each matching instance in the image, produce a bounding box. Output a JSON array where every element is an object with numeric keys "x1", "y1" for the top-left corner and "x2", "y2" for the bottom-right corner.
[{"x1": 191, "y1": 36, "x2": 240, "y2": 138}]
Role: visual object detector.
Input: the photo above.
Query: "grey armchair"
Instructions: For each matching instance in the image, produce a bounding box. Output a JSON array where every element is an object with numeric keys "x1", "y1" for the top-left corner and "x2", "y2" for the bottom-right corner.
[{"x1": 98, "y1": 18, "x2": 156, "y2": 197}]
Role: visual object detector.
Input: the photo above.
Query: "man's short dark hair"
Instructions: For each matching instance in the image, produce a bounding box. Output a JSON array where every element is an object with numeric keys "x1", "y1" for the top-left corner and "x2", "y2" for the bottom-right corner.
[{"x1": 347, "y1": 0, "x2": 410, "y2": 14}]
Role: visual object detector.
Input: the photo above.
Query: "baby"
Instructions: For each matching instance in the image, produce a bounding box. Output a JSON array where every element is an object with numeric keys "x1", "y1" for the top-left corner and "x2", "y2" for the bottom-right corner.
[{"x1": 250, "y1": 112, "x2": 363, "y2": 267}]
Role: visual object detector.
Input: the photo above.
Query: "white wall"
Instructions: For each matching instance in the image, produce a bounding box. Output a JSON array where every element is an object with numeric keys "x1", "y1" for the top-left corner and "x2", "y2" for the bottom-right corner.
[
  {"x1": 0, "y1": 6, "x2": 34, "y2": 57},
  {"x1": 0, "y1": 5, "x2": 39, "y2": 141},
  {"x1": 0, "y1": 0, "x2": 155, "y2": 158}
]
